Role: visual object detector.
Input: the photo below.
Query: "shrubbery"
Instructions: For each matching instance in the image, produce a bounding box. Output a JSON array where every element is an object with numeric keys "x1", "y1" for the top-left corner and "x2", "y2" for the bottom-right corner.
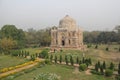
[
  {"x1": 79, "y1": 64, "x2": 87, "y2": 71},
  {"x1": 105, "y1": 69, "x2": 113, "y2": 77},
  {"x1": 39, "y1": 49, "x2": 48, "y2": 58}
]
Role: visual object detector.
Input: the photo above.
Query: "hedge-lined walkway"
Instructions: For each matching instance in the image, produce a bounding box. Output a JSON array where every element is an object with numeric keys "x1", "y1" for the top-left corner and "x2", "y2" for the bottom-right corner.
[{"x1": 0, "y1": 58, "x2": 44, "y2": 78}]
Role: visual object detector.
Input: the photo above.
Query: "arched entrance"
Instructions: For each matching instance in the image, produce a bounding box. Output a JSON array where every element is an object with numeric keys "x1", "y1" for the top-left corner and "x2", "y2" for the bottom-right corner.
[{"x1": 62, "y1": 40, "x2": 65, "y2": 46}]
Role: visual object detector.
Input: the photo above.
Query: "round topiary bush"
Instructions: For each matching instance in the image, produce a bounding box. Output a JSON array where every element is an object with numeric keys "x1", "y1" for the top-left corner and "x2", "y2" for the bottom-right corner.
[
  {"x1": 105, "y1": 69, "x2": 113, "y2": 77},
  {"x1": 79, "y1": 64, "x2": 87, "y2": 71}
]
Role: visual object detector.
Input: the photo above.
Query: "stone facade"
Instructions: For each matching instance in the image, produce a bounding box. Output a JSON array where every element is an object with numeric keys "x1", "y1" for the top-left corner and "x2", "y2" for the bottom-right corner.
[{"x1": 51, "y1": 15, "x2": 85, "y2": 51}]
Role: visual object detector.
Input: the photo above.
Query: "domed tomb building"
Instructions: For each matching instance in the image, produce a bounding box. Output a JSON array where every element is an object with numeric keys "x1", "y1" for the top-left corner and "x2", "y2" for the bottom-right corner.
[{"x1": 51, "y1": 15, "x2": 85, "y2": 50}]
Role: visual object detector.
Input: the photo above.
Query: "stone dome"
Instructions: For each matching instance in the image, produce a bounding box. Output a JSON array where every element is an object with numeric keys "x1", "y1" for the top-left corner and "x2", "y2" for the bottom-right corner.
[{"x1": 59, "y1": 15, "x2": 77, "y2": 29}]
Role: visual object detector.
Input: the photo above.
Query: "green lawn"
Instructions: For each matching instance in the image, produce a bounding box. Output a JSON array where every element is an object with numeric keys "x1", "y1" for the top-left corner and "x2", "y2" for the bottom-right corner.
[
  {"x1": 21, "y1": 47, "x2": 42, "y2": 55},
  {"x1": 2, "y1": 64, "x2": 114, "y2": 80},
  {"x1": 0, "y1": 55, "x2": 28, "y2": 69}
]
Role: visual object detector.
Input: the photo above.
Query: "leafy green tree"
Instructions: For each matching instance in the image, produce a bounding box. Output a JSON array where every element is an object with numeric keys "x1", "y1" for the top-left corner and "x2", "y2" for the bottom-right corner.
[
  {"x1": 70, "y1": 56, "x2": 74, "y2": 66},
  {"x1": 79, "y1": 60, "x2": 82, "y2": 65},
  {"x1": 59, "y1": 55, "x2": 62, "y2": 64},
  {"x1": 118, "y1": 62, "x2": 120, "y2": 75},
  {"x1": 55, "y1": 55, "x2": 57, "y2": 64},
  {"x1": 95, "y1": 63, "x2": 98, "y2": 72},
  {"x1": 95, "y1": 45, "x2": 98, "y2": 49},
  {"x1": 82, "y1": 57, "x2": 85, "y2": 63},
  {"x1": 103, "y1": 61, "x2": 106, "y2": 69},
  {"x1": 76, "y1": 56, "x2": 79, "y2": 64},
  {"x1": 0, "y1": 25, "x2": 25, "y2": 48},
  {"x1": 98, "y1": 61, "x2": 101, "y2": 68},
  {"x1": 0, "y1": 37, "x2": 17, "y2": 54},
  {"x1": 106, "y1": 47, "x2": 109, "y2": 51},
  {"x1": 100, "y1": 65, "x2": 104, "y2": 74},
  {"x1": 109, "y1": 62, "x2": 114, "y2": 70},
  {"x1": 65, "y1": 55, "x2": 68, "y2": 65},
  {"x1": 40, "y1": 50, "x2": 48, "y2": 58},
  {"x1": 88, "y1": 58, "x2": 92, "y2": 65},
  {"x1": 50, "y1": 55, "x2": 53, "y2": 62}
]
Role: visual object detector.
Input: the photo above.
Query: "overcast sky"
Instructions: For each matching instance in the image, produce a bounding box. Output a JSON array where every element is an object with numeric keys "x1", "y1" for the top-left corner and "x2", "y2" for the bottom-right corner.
[{"x1": 0, "y1": 0, "x2": 120, "y2": 31}]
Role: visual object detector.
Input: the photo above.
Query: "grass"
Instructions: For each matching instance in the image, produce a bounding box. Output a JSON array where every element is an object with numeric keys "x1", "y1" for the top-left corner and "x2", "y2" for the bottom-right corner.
[
  {"x1": 21, "y1": 47, "x2": 42, "y2": 55},
  {"x1": 2, "y1": 64, "x2": 114, "y2": 80},
  {"x1": 0, "y1": 54, "x2": 28, "y2": 69}
]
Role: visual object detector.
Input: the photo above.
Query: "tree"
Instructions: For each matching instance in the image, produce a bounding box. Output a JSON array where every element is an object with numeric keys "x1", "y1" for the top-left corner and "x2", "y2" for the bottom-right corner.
[
  {"x1": 100, "y1": 65, "x2": 104, "y2": 75},
  {"x1": 95, "y1": 45, "x2": 98, "y2": 49},
  {"x1": 76, "y1": 56, "x2": 79, "y2": 64},
  {"x1": 40, "y1": 50, "x2": 48, "y2": 58},
  {"x1": 70, "y1": 56, "x2": 74, "y2": 66},
  {"x1": 59, "y1": 55, "x2": 62, "y2": 64},
  {"x1": 98, "y1": 61, "x2": 101, "y2": 68},
  {"x1": 82, "y1": 57, "x2": 85, "y2": 63},
  {"x1": 118, "y1": 62, "x2": 120, "y2": 75},
  {"x1": 95, "y1": 63, "x2": 98, "y2": 72},
  {"x1": 79, "y1": 60, "x2": 82, "y2": 65},
  {"x1": 109, "y1": 62, "x2": 114, "y2": 70},
  {"x1": 0, "y1": 37, "x2": 17, "y2": 54},
  {"x1": 50, "y1": 55, "x2": 53, "y2": 62},
  {"x1": 55, "y1": 55, "x2": 57, "y2": 64},
  {"x1": 88, "y1": 58, "x2": 92, "y2": 65},
  {"x1": 0, "y1": 25, "x2": 25, "y2": 48},
  {"x1": 65, "y1": 55, "x2": 68, "y2": 65},
  {"x1": 103, "y1": 61, "x2": 106, "y2": 69}
]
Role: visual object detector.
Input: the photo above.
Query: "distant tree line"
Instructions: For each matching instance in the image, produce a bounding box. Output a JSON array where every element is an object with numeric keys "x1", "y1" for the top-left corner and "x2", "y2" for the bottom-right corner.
[{"x1": 83, "y1": 26, "x2": 120, "y2": 44}]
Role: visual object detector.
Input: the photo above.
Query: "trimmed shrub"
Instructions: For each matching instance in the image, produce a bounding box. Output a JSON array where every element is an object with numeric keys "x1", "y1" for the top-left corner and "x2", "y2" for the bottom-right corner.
[
  {"x1": 45, "y1": 59, "x2": 51, "y2": 65},
  {"x1": 65, "y1": 55, "x2": 68, "y2": 65},
  {"x1": 79, "y1": 64, "x2": 87, "y2": 71},
  {"x1": 103, "y1": 61, "x2": 106, "y2": 69},
  {"x1": 105, "y1": 69, "x2": 113, "y2": 77},
  {"x1": 50, "y1": 55, "x2": 53, "y2": 62},
  {"x1": 55, "y1": 55, "x2": 57, "y2": 64},
  {"x1": 59, "y1": 55, "x2": 62, "y2": 64},
  {"x1": 109, "y1": 62, "x2": 114, "y2": 70},
  {"x1": 76, "y1": 56, "x2": 79, "y2": 64},
  {"x1": 40, "y1": 50, "x2": 48, "y2": 58},
  {"x1": 70, "y1": 56, "x2": 74, "y2": 66}
]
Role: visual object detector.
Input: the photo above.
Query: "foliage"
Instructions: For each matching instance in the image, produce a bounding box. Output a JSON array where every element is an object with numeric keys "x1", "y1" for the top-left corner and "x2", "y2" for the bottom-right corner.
[
  {"x1": 105, "y1": 69, "x2": 113, "y2": 77},
  {"x1": 70, "y1": 56, "x2": 74, "y2": 66},
  {"x1": 10, "y1": 50, "x2": 21, "y2": 56},
  {"x1": 33, "y1": 73, "x2": 60, "y2": 80},
  {"x1": 118, "y1": 62, "x2": 120, "y2": 75},
  {"x1": 25, "y1": 28, "x2": 51, "y2": 47},
  {"x1": 40, "y1": 49, "x2": 48, "y2": 58},
  {"x1": 0, "y1": 37, "x2": 17, "y2": 54},
  {"x1": 50, "y1": 55, "x2": 53, "y2": 62},
  {"x1": 95, "y1": 63, "x2": 98, "y2": 72},
  {"x1": 59, "y1": 55, "x2": 62, "y2": 64},
  {"x1": 106, "y1": 47, "x2": 109, "y2": 51},
  {"x1": 76, "y1": 56, "x2": 79, "y2": 64},
  {"x1": 0, "y1": 25, "x2": 25, "y2": 48},
  {"x1": 79, "y1": 64, "x2": 87, "y2": 71},
  {"x1": 45, "y1": 59, "x2": 51, "y2": 65},
  {"x1": 55, "y1": 55, "x2": 57, "y2": 64},
  {"x1": 103, "y1": 61, "x2": 106, "y2": 69},
  {"x1": 65, "y1": 55, "x2": 68, "y2": 65},
  {"x1": 100, "y1": 65, "x2": 104, "y2": 75},
  {"x1": 109, "y1": 62, "x2": 114, "y2": 70}
]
